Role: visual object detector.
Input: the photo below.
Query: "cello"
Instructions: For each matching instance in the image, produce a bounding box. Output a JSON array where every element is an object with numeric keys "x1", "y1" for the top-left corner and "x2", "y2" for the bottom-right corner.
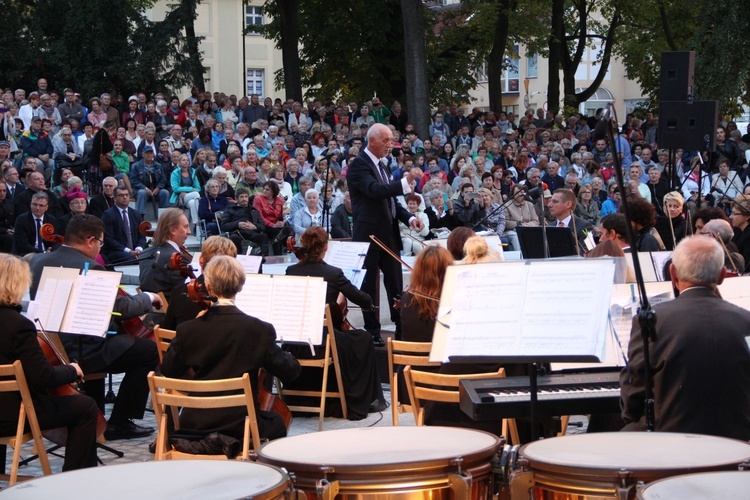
[{"x1": 34, "y1": 320, "x2": 108, "y2": 440}]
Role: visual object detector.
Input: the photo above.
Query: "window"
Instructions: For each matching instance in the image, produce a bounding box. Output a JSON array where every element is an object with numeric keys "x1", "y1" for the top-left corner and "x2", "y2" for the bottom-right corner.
[
  {"x1": 501, "y1": 44, "x2": 520, "y2": 94},
  {"x1": 246, "y1": 69, "x2": 264, "y2": 98},
  {"x1": 476, "y1": 61, "x2": 488, "y2": 83},
  {"x1": 527, "y1": 53, "x2": 538, "y2": 79},
  {"x1": 245, "y1": 5, "x2": 264, "y2": 29}
]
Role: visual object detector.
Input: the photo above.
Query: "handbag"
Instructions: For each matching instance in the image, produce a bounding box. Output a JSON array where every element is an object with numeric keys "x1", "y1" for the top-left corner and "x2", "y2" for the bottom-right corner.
[{"x1": 98, "y1": 132, "x2": 113, "y2": 171}]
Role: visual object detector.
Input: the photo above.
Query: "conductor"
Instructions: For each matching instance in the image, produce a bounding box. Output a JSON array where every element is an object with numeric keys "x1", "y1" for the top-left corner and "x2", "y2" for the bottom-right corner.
[
  {"x1": 620, "y1": 236, "x2": 750, "y2": 440},
  {"x1": 346, "y1": 123, "x2": 423, "y2": 345}
]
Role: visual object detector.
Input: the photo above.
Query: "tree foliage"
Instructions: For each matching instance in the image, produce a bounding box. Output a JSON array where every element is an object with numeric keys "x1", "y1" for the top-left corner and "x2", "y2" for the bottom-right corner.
[{"x1": 0, "y1": 0, "x2": 204, "y2": 98}]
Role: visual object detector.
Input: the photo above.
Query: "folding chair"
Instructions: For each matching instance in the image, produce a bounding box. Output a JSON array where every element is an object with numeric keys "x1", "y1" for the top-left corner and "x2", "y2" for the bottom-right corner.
[
  {"x1": 0, "y1": 361, "x2": 52, "y2": 485},
  {"x1": 148, "y1": 372, "x2": 261, "y2": 461},
  {"x1": 153, "y1": 325, "x2": 177, "y2": 363},
  {"x1": 404, "y1": 365, "x2": 521, "y2": 445},
  {"x1": 386, "y1": 339, "x2": 440, "y2": 425},
  {"x1": 277, "y1": 305, "x2": 347, "y2": 431}
]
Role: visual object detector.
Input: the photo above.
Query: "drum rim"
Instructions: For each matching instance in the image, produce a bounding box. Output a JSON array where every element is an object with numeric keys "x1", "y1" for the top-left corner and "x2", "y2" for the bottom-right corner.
[
  {"x1": 520, "y1": 432, "x2": 750, "y2": 475},
  {"x1": 636, "y1": 470, "x2": 750, "y2": 498},
  {"x1": 257, "y1": 427, "x2": 503, "y2": 475}
]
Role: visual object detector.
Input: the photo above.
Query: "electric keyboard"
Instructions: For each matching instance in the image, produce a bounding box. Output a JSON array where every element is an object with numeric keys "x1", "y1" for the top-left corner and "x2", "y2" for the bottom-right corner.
[{"x1": 459, "y1": 372, "x2": 621, "y2": 420}]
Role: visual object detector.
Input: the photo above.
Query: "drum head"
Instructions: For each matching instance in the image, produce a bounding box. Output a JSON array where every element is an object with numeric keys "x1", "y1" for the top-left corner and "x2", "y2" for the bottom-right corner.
[
  {"x1": 258, "y1": 426, "x2": 501, "y2": 474},
  {"x1": 521, "y1": 433, "x2": 750, "y2": 479},
  {"x1": 638, "y1": 471, "x2": 750, "y2": 499},
  {"x1": 0, "y1": 461, "x2": 288, "y2": 500}
]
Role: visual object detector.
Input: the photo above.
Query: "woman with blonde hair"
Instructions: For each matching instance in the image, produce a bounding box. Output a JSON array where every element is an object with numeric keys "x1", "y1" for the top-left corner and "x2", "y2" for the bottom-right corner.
[
  {"x1": 0, "y1": 253, "x2": 98, "y2": 471},
  {"x1": 461, "y1": 236, "x2": 503, "y2": 264}
]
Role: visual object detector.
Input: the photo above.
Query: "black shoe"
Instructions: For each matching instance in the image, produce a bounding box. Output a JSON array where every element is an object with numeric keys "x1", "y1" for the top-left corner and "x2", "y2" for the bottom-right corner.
[
  {"x1": 372, "y1": 335, "x2": 385, "y2": 347},
  {"x1": 148, "y1": 439, "x2": 157, "y2": 454},
  {"x1": 369, "y1": 399, "x2": 388, "y2": 413},
  {"x1": 104, "y1": 419, "x2": 155, "y2": 441}
]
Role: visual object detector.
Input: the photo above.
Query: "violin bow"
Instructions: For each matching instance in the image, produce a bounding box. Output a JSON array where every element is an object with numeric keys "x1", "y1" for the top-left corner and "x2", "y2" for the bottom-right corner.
[{"x1": 369, "y1": 235, "x2": 413, "y2": 271}]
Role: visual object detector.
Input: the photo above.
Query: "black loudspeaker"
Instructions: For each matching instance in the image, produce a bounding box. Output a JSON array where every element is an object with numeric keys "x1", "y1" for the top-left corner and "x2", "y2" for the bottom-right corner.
[
  {"x1": 658, "y1": 100, "x2": 718, "y2": 150},
  {"x1": 659, "y1": 51, "x2": 695, "y2": 102}
]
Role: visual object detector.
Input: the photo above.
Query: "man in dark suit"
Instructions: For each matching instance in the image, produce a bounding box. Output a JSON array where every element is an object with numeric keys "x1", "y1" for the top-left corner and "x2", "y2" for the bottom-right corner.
[
  {"x1": 138, "y1": 208, "x2": 191, "y2": 300},
  {"x1": 2, "y1": 165, "x2": 25, "y2": 202},
  {"x1": 620, "y1": 236, "x2": 750, "y2": 440},
  {"x1": 346, "y1": 123, "x2": 422, "y2": 345},
  {"x1": 12, "y1": 191, "x2": 58, "y2": 255},
  {"x1": 101, "y1": 187, "x2": 147, "y2": 264},
  {"x1": 162, "y1": 256, "x2": 300, "y2": 441},
  {"x1": 220, "y1": 187, "x2": 269, "y2": 255},
  {"x1": 547, "y1": 188, "x2": 594, "y2": 255},
  {"x1": 14, "y1": 170, "x2": 66, "y2": 219},
  {"x1": 0, "y1": 181, "x2": 15, "y2": 252},
  {"x1": 88, "y1": 176, "x2": 118, "y2": 218},
  {"x1": 29, "y1": 215, "x2": 161, "y2": 440}
]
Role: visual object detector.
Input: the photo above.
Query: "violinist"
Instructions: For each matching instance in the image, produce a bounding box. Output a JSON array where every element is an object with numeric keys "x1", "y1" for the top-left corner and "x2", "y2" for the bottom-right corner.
[
  {"x1": 138, "y1": 208, "x2": 191, "y2": 300},
  {"x1": 0, "y1": 253, "x2": 98, "y2": 471},
  {"x1": 400, "y1": 245, "x2": 453, "y2": 342},
  {"x1": 101, "y1": 187, "x2": 146, "y2": 263},
  {"x1": 29, "y1": 215, "x2": 161, "y2": 440},
  {"x1": 161, "y1": 255, "x2": 301, "y2": 441},
  {"x1": 285, "y1": 227, "x2": 385, "y2": 419},
  {"x1": 162, "y1": 236, "x2": 237, "y2": 330}
]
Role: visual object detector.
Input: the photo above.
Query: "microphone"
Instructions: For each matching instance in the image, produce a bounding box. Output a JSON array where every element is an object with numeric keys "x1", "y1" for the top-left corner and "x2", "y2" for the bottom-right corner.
[
  {"x1": 593, "y1": 103, "x2": 613, "y2": 141},
  {"x1": 710, "y1": 185, "x2": 727, "y2": 197},
  {"x1": 526, "y1": 186, "x2": 542, "y2": 197}
]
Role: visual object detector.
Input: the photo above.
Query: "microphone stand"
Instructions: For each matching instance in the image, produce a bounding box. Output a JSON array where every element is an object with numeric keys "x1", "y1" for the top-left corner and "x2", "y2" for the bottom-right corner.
[
  {"x1": 320, "y1": 156, "x2": 333, "y2": 238},
  {"x1": 604, "y1": 109, "x2": 657, "y2": 431},
  {"x1": 535, "y1": 192, "x2": 550, "y2": 259},
  {"x1": 471, "y1": 187, "x2": 530, "y2": 231}
]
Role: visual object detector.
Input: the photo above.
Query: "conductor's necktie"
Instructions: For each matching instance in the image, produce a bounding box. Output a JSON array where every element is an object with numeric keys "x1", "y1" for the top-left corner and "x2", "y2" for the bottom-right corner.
[{"x1": 378, "y1": 160, "x2": 396, "y2": 218}]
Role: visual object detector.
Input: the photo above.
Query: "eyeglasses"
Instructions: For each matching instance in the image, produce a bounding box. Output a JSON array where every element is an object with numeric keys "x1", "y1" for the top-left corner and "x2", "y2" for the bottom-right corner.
[
  {"x1": 31, "y1": 203, "x2": 48, "y2": 208},
  {"x1": 94, "y1": 237, "x2": 104, "y2": 247}
]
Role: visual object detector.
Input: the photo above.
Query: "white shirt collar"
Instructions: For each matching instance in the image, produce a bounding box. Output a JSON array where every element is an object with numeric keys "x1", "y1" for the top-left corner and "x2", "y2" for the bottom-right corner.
[
  {"x1": 557, "y1": 214, "x2": 572, "y2": 227},
  {"x1": 364, "y1": 147, "x2": 382, "y2": 167}
]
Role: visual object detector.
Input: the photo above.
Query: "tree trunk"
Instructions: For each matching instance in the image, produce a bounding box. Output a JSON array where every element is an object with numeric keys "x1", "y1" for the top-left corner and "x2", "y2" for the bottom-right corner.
[
  {"x1": 183, "y1": 0, "x2": 205, "y2": 91},
  {"x1": 547, "y1": 0, "x2": 564, "y2": 116},
  {"x1": 401, "y1": 0, "x2": 430, "y2": 138},
  {"x1": 487, "y1": 0, "x2": 515, "y2": 114},
  {"x1": 277, "y1": 0, "x2": 302, "y2": 101}
]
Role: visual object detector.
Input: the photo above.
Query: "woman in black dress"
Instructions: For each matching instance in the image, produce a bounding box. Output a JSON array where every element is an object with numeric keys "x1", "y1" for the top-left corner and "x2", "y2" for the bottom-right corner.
[{"x1": 285, "y1": 226, "x2": 384, "y2": 419}]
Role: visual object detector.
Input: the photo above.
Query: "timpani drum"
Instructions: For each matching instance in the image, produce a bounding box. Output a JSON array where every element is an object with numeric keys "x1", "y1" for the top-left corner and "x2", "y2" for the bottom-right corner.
[
  {"x1": 636, "y1": 471, "x2": 750, "y2": 499},
  {"x1": 257, "y1": 426, "x2": 503, "y2": 499},
  {"x1": 509, "y1": 433, "x2": 750, "y2": 500},
  {"x1": 0, "y1": 460, "x2": 292, "y2": 500}
]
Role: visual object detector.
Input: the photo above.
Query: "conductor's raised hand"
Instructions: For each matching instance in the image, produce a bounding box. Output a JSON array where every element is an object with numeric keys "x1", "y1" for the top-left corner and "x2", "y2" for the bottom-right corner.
[
  {"x1": 410, "y1": 217, "x2": 424, "y2": 232},
  {"x1": 405, "y1": 167, "x2": 421, "y2": 186}
]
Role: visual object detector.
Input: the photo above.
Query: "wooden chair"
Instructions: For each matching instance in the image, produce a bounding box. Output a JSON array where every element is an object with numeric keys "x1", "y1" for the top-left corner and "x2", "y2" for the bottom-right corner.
[
  {"x1": 147, "y1": 371, "x2": 261, "y2": 461},
  {"x1": 0, "y1": 361, "x2": 52, "y2": 485},
  {"x1": 153, "y1": 325, "x2": 177, "y2": 363},
  {"x1": 277, "y1": 305, "x2": 347, "y2": 431},
  {"x1": 404, "y1": 365, "x2": 521, "y2": 445},
  {"x1": 386, "y1": 339, "x2": 440, "y2": 425}
]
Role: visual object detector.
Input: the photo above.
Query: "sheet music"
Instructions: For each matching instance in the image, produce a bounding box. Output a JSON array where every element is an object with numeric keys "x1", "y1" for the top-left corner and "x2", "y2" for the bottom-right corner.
[
  {"x1": 433, "y1": 259, "x2": 615, "y2": 362},
  {"x1": 341, "y1": 268, "x2": 365, "y2": 289},
  {"x1": 236, "y1": 255, "x2": 262, "y2": 274},
  {"x1": 324, "y1": 241, "x2": 369, "y2": 270},
  {"x1": 624, "y1": 252, "x2": 659, "y2": 282},
  {"x1": 190, "y1": 252, "x2": 203, "y2": 277},
  {"x1": 61, "y1": 271, "x2": 120, "y2": 337},
  {"x1": 235, "y1": 274, "x2": 274, "y2": 318},
  {"x1": 34, "y1": 278, "x2": 74, "y2": 332},
  {"x1": 650, "y1": 251, "x2": 672, "y2": 281},
  {"x1": 718, "y1": 276, "x2": 750, "y2": 311},
  {"x1": 235, "y1": 275, "x2": 326, "y2": 345}
]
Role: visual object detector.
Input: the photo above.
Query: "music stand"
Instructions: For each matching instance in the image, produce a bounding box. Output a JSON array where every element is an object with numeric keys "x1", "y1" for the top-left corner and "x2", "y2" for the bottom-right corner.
[{"x1": 516, "y1": 226, "x2": 578, "y2": 259}]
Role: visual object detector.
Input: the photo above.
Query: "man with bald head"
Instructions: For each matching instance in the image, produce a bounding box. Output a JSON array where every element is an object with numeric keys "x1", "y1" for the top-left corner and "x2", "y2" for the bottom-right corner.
[
  {"x1": 346, "y1": 123, "x2": 423, "y2": 345},
  {"x1": 620, "y1": 236, "x2": 750, "y2": 440}
]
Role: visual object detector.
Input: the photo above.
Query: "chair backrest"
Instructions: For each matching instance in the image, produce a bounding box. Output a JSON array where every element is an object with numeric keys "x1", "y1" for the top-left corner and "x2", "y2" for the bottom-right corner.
[
  {"x1": 0, "y1": 361, "x2": 29, "y2": 403},
  {"x1": 404, "y1": 366, "x2": 505, "y2": 426},
  {"x1": 147, "y1": 371, "x2": 261, "y2": 456},
  {"x1": 387, "y1": 339, "x2": 440, "y2": 425},
  {"x1": 153, "y1": 325, "x2": 177, "y2": 363}
]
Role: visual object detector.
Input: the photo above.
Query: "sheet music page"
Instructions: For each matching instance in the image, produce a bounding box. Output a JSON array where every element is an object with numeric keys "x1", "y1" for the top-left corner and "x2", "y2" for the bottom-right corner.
[
  {"x1": 443, "y1": 262, "x2": 528, "y2": 358},
  {"x1": 718, "y1": 276, "x2": 750, "y2": 311},
  {"x1": 34, "y1": 278, "x2": 73, "y2": 332},
  {"x1": 324, "y1": 241, "x2": 369, "y2": 270},
  {"x1": 190, "y1": 252, "x2": 202, "y2": 277},
  {"x1": 235, "y1": 274, "x2": 274, "y2": 318},
  {"x1": 37, "y1": 267, "x2": 80, "y2": 296},
  {"x1": 60, "y1": 270, "x2": 120, "y2": 337},
  {"x1": 340, "y1": 268, "x2": 366, "y2": 289},
  {"x1": 268, "y1": 276, "x2": 326, "y2": 345},
  {"x1": 650, "y1": 251, "x2": 672, "y2": 281},
  {"x1": 521, "y1": 260, "x2": 613, "y2": 359},
  {"x1": 236, "y1": 255, "x2": 262, "y2": 274}
]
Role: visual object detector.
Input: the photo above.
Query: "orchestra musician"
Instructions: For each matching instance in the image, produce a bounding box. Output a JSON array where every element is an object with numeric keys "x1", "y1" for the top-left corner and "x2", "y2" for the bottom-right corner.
[
  {"x1": 161, "y1": 235, "x2": 237, "y2": 330},
  {"x1": 0, "y1": 253, "x2": 98, "y2": 471},
  {"x1": 161, "y1": 255, "x2": 301, "y2": 441},
  {"x1": 620, "y1": 236, "x2": 750, "y2": 440},
  {"x1": 29, "y1": 215, "x2": 160, "y2": 440},
  {"x1": 285, "y1": 227, "x2": 386, "y2": 419},
  {"x1": 138, "y1": 208, "x2": 191, "y2": 300}
]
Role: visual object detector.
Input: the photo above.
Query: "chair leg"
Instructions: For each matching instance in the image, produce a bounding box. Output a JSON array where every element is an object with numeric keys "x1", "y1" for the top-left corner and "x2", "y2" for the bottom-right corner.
[
  {"x1": 9, "y1": 406, "x2": 26, "y2": 486},
  {"x1": 391, "y1": 373, "x2": 399, "y2": 426}
]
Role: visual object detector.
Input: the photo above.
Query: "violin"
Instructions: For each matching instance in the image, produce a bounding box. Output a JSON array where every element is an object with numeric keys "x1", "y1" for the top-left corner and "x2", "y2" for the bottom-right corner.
[
  {"x1": 257, "y1": 368, "x2": 292, "y2": 432},
  {"x1": 185, "y1": 276, "x2": 215, "y2": 311},
  {"x1": 139, "y1": 221, "x2": 155, "y2": 237},
  {"x1": 286, "y1": 234, "x2": 304, "y2": 259},
  {"x1": 40, "y1": 223, "x2": 64, "y2": 245},
  {"x1": 35, "y1": 321, "x2": 108, "y2": 440},
  {"x1": 169, "y1": 246, "x2": 197, "y2": 279}
]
